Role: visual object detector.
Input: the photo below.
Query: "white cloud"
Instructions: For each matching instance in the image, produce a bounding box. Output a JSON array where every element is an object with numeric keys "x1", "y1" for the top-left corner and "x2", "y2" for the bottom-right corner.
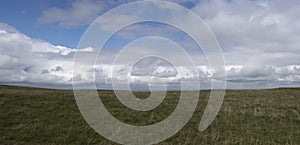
[
  {"x1": 2, "y1": 0, "x2": 300, "y2": 90},
  {"x1": 0, "y1": 22, "x2": 19, "y2": 33},
  {"x1": 37, "y1": 0, "x2": 105, "y2": 27},
  {"x1": 191, "y1": 0, "x2": 300, "y2": 66},
  {"x1": 0, "y1": 23, "x2": 93, "y2": 87},
  {"x1": 0, "y1": 54, "x2": 21, "y2": 70},
  {"x1": 37, "y1": 0, "x2": 199, "y2": 28},
  {"x1": 1, "y1": 21, "x2": 300, "y2": 90}
]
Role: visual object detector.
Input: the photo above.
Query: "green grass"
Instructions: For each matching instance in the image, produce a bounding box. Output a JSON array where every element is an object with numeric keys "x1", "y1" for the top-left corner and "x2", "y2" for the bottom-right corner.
[{"x1": 0, "y1": 85, "x2": 299, "y2": 144}]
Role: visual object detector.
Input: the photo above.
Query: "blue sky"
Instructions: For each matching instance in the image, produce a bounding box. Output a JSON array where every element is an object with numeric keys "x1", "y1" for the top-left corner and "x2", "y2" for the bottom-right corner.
[
  {"x1": 0, "y1": 0, "x2": 89, "y2": 48},
  {"x1": 0, "y1": 0, "x2": 300, "y2": 90},
  {"x1": 0, "y1": 0, "x2": 197, "y2": 48}
]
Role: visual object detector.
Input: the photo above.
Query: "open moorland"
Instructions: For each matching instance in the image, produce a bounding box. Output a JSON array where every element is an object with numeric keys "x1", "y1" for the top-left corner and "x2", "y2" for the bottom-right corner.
[{"x1": 0, "y1": 85, "x2": 299, "y2": 144}]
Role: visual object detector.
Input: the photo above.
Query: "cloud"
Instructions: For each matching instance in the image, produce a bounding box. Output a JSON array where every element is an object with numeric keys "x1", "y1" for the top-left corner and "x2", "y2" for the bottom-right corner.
[
  {"x1": 37, "y1": 0, "x2": 105, "y2": 27},
  {"x1": 0, "y1": 25, "x2": 207, "y2": 89},
  {"x1": 0, "y1": 54, "x2": 21, "y2": 70},
  {"x1": 130, "y1": 56, "x2": 178, "y2": 77},
  {"x1": 37, "y1": 0, "x2": 199, "y2": 28},
  {"x1": 0, "y1": 22, "x2": 19, "y2": 33},
  {"x1": 0, "y1": 23, "x2": 93, "y2": 87},
  {"x1": 2, "y1": 0, "x2": 300, "y2": 90},
  {"x1": 191, "y1": 0, "x2": 300, "y2": 66}
]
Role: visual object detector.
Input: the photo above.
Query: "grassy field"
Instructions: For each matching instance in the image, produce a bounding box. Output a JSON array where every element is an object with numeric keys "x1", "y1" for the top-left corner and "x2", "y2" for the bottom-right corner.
[{"x1": 0, "y1": 85, "x2": 299, "y2": 144}]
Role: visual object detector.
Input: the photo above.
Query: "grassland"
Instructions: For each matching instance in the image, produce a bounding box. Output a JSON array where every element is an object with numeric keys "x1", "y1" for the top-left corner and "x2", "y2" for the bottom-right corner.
[{"x1": 0, "y1": 85, "x2": 299, "y2": 144}]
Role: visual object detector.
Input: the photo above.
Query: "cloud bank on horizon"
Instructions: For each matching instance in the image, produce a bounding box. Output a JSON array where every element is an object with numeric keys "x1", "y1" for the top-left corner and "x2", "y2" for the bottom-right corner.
[{"x1": 0, "y1": 0, "x2": 300, "y2": 90}]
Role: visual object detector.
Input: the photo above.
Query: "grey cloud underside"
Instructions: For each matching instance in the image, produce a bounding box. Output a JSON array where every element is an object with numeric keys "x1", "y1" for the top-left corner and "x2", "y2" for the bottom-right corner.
[{"x1": 130, "y1": 57, "x2": 178, "y2": 77}]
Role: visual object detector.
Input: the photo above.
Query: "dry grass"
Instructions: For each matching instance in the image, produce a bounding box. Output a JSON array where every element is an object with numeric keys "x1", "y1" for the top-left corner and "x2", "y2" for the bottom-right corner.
[{"x1": 0, "y1": 85, "x2": 299, "y2": 144}]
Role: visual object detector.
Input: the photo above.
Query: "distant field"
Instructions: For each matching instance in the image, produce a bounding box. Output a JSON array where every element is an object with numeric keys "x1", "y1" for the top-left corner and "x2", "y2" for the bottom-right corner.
[{"x1": 0, "y1": 85, "x2": 299, "y2": 144}]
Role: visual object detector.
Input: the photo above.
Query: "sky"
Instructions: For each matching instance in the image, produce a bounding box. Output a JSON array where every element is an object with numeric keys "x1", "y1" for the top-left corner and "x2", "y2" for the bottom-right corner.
[{"x1": 0, "y1": 0, "x2": 300, "y2": 90}]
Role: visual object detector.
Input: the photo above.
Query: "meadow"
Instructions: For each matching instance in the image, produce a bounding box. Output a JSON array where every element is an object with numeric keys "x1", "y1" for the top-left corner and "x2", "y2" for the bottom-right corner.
[{"x1": 0, "y1": 85, "x2": 299, "y2": 144}]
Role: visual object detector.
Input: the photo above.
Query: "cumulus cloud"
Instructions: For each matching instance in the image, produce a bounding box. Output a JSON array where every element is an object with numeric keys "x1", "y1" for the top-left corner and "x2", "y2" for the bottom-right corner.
[
  {"x1": 130, "y1": 56, "x2": 178, "y2": 77},
  {"x1": 192, "y1": 0, "x2": 300, "y2": 66},
  {"x1": 0, "y1": 22, "x2": 19, "y2": 33},
  {"x1": 0, "y1": 23, "x2": 93, "y2": 87},
  {"x1": 2, "y1": 0, "x2": 300, "y2": 90}
]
